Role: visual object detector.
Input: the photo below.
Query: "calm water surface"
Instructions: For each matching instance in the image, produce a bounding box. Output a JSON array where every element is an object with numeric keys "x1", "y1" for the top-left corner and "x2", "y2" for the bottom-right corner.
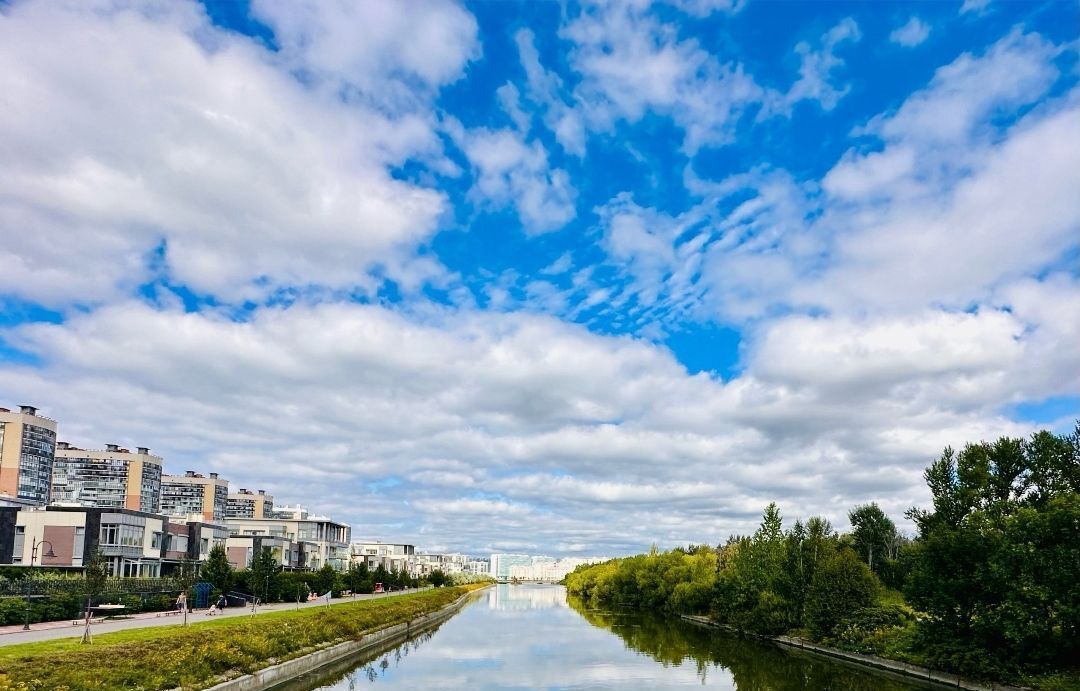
[{"x1": 276, "y1": 584, "x2": 931, "y2": 690}]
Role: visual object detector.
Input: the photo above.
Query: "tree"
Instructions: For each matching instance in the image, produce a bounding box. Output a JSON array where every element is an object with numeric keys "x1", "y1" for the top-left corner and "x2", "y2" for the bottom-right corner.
[
  {"x1": 904, "y1": 429, "x2": 1080, "y2": 677},
  {"x1": 176, "y1": 559, "x2": 198, "y2": 626},
  {"x1": 805, "y1": 548, "x2": 877, "y2": 637},
  {"x1": 201, "y1": 544, "x2": 232, "y2": 595},
  {"x1": 429, "y1": 569, "x2": 449, "y2": 587},
  {"x1": 81, "y1": 549, "x2": 109, "y2": 644},
  {"x1": 249, "y1": 547, "x2": 280, "y2": 605},
  {"x1": 848, "y1": 503, "x2": 897, "y2": 574}
]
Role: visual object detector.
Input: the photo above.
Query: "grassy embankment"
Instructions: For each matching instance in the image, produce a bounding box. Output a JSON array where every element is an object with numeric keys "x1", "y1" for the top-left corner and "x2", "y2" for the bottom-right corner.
[{"x1": 0, "y1": 584, "x2": 485, "y2": 691}]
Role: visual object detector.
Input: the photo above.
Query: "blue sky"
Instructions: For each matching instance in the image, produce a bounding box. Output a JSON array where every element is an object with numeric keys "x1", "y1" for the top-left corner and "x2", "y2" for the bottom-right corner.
[{"x1": 0, "y1": 0, "x2": 1077, "y2": 556}]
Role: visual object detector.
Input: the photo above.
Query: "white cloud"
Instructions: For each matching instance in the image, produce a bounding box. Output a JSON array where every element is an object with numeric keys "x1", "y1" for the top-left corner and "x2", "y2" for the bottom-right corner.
[
  {"x1": 960, "y1": 0, "x2": 991, "y2": 15},
  {"x1": 449, "y1": 124, "x2": 577, "y2": 233},
  {"x1": 0, "y1": 0, "x2": 476, "y2": 305},
  {"x1": 1, "y1": 298, "x2": 1063, "y2": 553},
  {"x1": 514, "y1": 29, "x2": 587, "y2": 156},
  {"x1": 781, "y1": 18, "x2": 861, "y2": 112},
  {"x1": 890, "y1": 17, "x2": 931, "y2": 48},
  {"x1": 561, "y1": 1, "x2": 766, "y2": 153},
  {"x1": 251, "y1": 0, "x2": 479, "y2": 99}
]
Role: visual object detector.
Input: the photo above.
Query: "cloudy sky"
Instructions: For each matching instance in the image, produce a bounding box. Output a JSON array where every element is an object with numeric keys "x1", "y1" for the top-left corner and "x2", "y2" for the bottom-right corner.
[{"x1": 1, "y1": 0, "x2": 1077, "y2": 557}]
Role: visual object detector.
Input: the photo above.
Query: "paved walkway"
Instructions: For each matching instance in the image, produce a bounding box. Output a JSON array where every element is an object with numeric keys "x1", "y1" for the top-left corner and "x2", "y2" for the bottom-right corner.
[{"x1": 0, "y1": 588, "x2": 426, "y2": 646}]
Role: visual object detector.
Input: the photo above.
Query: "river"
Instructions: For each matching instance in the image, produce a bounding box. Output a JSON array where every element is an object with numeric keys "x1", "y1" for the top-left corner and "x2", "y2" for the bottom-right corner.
[{"x1": 273, "y1": 584, "x2": 934, "y2": 690}]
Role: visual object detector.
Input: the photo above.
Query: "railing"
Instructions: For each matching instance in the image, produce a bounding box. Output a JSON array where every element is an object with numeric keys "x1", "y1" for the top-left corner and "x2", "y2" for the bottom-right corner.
[{"x1": 0, "y1": 577, "x2": 182, "y2": 597}]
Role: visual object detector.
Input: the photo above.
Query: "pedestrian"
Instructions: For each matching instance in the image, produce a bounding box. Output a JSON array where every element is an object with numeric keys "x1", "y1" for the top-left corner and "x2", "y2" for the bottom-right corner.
[
  {"x1": 217, "y1": 594, "x2": 227, "y2": 611},
  {"x1": 175, "y1": 591, "x2": 187, "y2": 614}
]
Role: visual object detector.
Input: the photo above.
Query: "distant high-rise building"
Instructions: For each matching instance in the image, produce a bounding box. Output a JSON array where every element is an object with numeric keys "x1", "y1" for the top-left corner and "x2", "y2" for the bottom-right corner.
[
  {"x1": 0, "y1": 405, "x2": 58, "y2": 506},
  {"x1": 51, "y1": 442, "x2": 163, "y2": 513},
  {"x1": 490, "y1": 553, "x2": 533, "y2": 580},
  {"x1": 161, "y1": 471, "x2": 228, "y2": 522},
  {"x1": 226, "y1": 488, "x2": 274, "y2": 519}
]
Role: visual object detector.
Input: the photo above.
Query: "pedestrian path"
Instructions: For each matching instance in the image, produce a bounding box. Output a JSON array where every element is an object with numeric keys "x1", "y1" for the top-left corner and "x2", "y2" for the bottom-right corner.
[{"x1": 0, "y1": 588, "x2": 424, "y2": 646}]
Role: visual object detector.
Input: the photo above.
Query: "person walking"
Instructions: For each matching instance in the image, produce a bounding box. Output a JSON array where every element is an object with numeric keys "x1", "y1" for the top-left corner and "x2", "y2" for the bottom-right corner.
[{"x1": 175, "y1": 591, "x2": 187, "y2": 614}]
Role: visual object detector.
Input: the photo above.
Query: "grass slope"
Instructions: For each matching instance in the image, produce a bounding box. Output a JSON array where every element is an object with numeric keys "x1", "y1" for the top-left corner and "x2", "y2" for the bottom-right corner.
[{"x1": 0, "y1": 585, "x2": 481, "y2": 691}]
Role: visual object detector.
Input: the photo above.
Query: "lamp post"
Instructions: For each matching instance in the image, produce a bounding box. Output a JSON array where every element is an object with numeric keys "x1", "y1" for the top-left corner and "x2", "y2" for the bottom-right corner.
[{"x1": 23, "y1": 538, "x2": 56, "y2": 630}]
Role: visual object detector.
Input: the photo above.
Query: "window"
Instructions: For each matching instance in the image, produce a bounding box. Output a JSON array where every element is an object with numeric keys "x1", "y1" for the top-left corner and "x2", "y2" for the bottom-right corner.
[
  {"x1": 73, "y1": 527, "x2": 85, "y2": 561},
  {"x1": 152, "y1": 532, "x2": 163, "y2": 549},
  {"x1": 100, "y1": 524, "x2": 119, "y2": 545}
]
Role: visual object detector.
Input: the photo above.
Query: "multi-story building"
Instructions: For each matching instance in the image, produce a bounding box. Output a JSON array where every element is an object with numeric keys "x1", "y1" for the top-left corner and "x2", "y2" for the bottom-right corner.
[
  {"x1": 0, "y1": 405, "x2": 58, "y2": 506},
  {"x1": 225, "y1": 534, "x2": 302, "y2": 570},
  {"x1": 489, "y1": 553, "x2": 534, "y2": 581},
  {"x1": 0, "y1": 505, "x2": 227, "y2": 577},
  {"x1": 161, "y1": 471, "x2": 228, "y2": 523},
  {"x1": 50, "y1": 442, "x2": 162, "y2": 513},
  {"x1": 225, "y1": 488, "x2": 274, "y2": 519},
  {"x1": 351, "y1": 541, "x2": 416, "y2": 575},
  {"x1": 226, "y1": 504, "x2": 350, "y2": 571}
]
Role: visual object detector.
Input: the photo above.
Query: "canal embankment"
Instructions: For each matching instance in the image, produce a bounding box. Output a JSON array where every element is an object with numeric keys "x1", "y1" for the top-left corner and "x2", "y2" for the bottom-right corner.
[
  {"x1": 201, "y1": 586, "x2": 487, "y2": 691},
  {"x1": 680, "y1": 614, "x2": 1027, "y2": 691},
  {"x1": 0, "y1": 584, "x2": 489, "y2": 691}
]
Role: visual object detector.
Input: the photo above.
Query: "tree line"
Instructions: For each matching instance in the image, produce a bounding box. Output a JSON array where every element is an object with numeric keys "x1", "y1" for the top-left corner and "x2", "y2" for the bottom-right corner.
[{"x1": 565, "y1": 425, "x2": 1079, "y2": 684}]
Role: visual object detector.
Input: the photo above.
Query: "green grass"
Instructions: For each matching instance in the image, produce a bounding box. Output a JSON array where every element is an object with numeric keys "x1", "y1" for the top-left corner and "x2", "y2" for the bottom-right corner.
[{"x1": 0, "y1": 585, "x2": 484, "y2": 691}]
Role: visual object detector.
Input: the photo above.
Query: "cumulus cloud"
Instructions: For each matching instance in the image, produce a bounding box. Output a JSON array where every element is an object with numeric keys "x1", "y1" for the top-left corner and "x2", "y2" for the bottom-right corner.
[
  {"x1": 0, "y1": 0, "x2": 472, "y2": 305},
  {"x1": 448, "y1": 123, "x2": 577, "y2": 233},
  {"x1": 561, "y1": 1, "x2": 766, "y2": 153},
  {"x1": 890, "y1": 17, "x2": 931, "y2": 47},
  {"x1": 0, "y1": 299, "x2": 1060, "y2": 553}
]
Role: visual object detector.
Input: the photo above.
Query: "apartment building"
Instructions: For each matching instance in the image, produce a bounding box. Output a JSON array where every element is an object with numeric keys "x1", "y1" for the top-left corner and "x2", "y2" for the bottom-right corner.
[
  {"x1": 0, "y1": 505, "x2": 226, "y2": 577},
  {"x1": 225, "y1": 488, "x2": 274, "y2": 519},
  {"x1": 225, "y1": 534, "x2": 301, "y2": 570},
  {"x1": 161, "y1": 471, "x2": 228, "y2": 523},
  {"x1": 351, "y1": 541, "x2": 416, "y2": 574},
  {"x1": 0, "y1": 405, "x2": 58, "y2": 506},
  {"x1": 226, "y1": 504, "x2": 350, "y2": 571},
  {"x1": 50, "y1": 442, "x2": 162, "y2": 513}
]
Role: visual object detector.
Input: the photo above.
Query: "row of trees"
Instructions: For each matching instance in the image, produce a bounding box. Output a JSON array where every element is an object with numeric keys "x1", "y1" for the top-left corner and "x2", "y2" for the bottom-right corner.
[
  {"x1": 565, "y1": 425, "x2": 1079, "y2": 681},
  {"x1": 199, "y1": 545, "x2": 425, "y2": 604}
]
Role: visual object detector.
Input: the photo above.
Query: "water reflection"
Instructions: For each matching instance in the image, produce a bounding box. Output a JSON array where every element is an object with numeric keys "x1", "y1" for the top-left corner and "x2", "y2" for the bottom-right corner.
[
  {"x1": 275, "y1": 585, "x2": 930, "y2": 690},
  {"x1": 567, "y1": 596, "x2": 926, "y2": 690}
]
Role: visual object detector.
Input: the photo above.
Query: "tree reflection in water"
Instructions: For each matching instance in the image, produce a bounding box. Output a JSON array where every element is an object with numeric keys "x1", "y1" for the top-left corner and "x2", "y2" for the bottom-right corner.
[{"x1": 566, "y1": 595, "x2": 927, "y2": 690}]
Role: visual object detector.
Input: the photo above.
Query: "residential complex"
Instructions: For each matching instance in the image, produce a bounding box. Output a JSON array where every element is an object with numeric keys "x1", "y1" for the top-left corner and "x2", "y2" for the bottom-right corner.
[
  {"x1": 51, "y1": 442, "x2": 162, "y2": 513},
  {"x1": 161, "y1": 471, "x2": 228, "y2": 522},
  {"x1": 226, "y1": 488, "x2": 274, "y2": 519},
  {"x1": 351, "y1": 540, "x2": 416, "y2": 573},
  {"x1": 0, "y1": 405, "x2": 58, "y2": 506},
  {"x1": 0, "y1": 505, "x2": 228, "y2": 577},
  {"x1": 226, "y1": 504, "x2": 350, "y2": 571},
  {"x1": 0, "y1": 404, "x2": 481, "y2": 578}
]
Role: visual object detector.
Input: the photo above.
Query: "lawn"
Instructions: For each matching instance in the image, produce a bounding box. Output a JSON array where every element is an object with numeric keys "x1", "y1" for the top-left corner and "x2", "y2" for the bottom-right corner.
[{"x1": 0, "y1": 585, "x2": 482, "y2": 691}]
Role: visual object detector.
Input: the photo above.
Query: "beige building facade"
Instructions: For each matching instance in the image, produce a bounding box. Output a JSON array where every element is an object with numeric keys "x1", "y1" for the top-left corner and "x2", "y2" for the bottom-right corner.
[
  {"x1": 51, "y1": 442, "x2": 163, "y2": 513},
  {"x1": 0, "y1": 405, "x2": 58, "y2": 506},
  {"x1": 161, "y1": 471, "x2": 228, "y2": 522}
]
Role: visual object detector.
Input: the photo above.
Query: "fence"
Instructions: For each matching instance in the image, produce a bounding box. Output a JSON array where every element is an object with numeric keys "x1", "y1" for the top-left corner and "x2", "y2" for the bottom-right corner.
[{"x1": 0, "y1": 577, "x2": 181, "y2": 597}]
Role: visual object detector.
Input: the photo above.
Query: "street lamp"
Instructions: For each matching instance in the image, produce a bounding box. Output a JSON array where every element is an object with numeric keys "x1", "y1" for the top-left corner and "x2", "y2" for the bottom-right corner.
[{"x1": 23, "y1": 538, "x2": 56, "y2": 630}]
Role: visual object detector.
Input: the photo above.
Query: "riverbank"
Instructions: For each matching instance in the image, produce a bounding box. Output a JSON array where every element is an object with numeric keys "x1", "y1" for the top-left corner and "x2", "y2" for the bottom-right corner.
[
  {"x1": 680, "y1": 614, "x2": 1026, "y2": 691},
  {"x1": 0, "y1": 584, "x2": 487, "y2": 691}
]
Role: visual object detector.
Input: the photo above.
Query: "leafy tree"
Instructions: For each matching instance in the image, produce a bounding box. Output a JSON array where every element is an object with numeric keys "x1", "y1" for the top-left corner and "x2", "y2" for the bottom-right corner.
[
  {"x1": 248, "y1": 547, "x2": 280, "y2": 604},
  {"x1": 201, "y1": 544, "x2": 232, "y2": 595},
  {"x1": 428, "y1": 569, "x2": 449, "y2": 587},
  {"x1": 805, "y1": 548, "x2": 878, "y2": 638},
  {"x1": 848, "y1": 502, "x2": 897, "y2": 574},
  {"x1": 81, "y1": 549, "x2": 109, "y2": 644},
  {"x1": 905, "y1": 427, "x2": 1080, "y2": 677},
  {"x1": 175, "y1": 559, "x2": 198, "y2": 626}
]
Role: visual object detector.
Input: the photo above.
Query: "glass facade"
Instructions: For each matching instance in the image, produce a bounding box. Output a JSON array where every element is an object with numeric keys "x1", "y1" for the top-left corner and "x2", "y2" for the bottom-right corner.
[{"x1": 17, "y1": 423, "x2": 56, "y2": 504}]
